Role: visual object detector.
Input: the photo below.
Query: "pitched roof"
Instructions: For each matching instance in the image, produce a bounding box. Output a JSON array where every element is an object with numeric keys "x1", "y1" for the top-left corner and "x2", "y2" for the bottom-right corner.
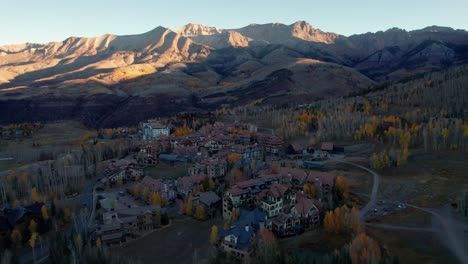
[
  {"x1": 145, "y1": 120, "x2": 167, "y2": 129},
  {"x1": 268, "y1": 183, "x2": 290, "y2": 198},
  {"x1": 236, "y1": 208, "x2": 267, "y2": 228},
  {"x1": 270, "y1": 213, "x2": 294, "y2": 225},
  {"x1": 140, "y1": 176, "x2": 163, "y2": 192},
  {"x1": 219, "y1": 225, "x2": 254, "y2": 250},
  {"x1": 308, "y1": 171, "x2": 335, "y2": 186},
  {"x1": 278, "y1": 167, "x2": 308, "y2": 182},
  {"x1": 290, "y1": 142, "x2": 303, "y2": 152},
  {"x1": 197, "y1": 191, "x2": 220, "y2": 207},
  {"x1": 228, "y1": 185, "x2": 249, "y2": 196},
  {"x1": 294, "y1": 193, "x2": 319, "y2": 216}
]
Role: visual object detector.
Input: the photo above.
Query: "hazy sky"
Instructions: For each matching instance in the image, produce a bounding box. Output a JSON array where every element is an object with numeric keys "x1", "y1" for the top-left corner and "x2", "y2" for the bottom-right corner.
[{"x1": 1, "y1": 0, "x2": 467, "y2": 45}]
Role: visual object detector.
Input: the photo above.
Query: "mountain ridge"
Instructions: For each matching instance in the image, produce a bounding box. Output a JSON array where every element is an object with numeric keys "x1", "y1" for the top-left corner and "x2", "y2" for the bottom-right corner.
[{"x1": 1, "y1": 21, "x2": 467, "y2": 127}]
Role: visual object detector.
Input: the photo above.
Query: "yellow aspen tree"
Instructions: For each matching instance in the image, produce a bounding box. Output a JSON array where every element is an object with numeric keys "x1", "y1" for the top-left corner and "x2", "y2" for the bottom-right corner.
[{"x1": 210, "y1": 225, "x2": 219, "y2": 245}]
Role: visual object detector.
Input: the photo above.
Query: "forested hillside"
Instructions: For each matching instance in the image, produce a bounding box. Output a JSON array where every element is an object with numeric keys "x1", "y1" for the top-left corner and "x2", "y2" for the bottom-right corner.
[{"x1": 220, "y1": 65, "x2": 468, "y2": 165}]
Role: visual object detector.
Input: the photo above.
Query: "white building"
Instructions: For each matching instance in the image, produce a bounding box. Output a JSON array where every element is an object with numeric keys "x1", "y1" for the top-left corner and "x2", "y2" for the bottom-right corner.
[{"x1": 143, "y1": 120, "x2": 170, "y2": 140}]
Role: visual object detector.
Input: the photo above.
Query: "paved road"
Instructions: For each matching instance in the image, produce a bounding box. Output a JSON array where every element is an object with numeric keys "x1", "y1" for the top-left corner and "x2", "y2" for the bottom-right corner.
[
  {"x1": 407, "y1": 205, "x2": 468, "y2": 263},
  {"x1": 325, "y1": 160, "x2": 380, "y2": 220},
  {"x1": 327, "y1": 159, "x2": 468, "y2": 263},
  {"x1": 366, "y1": 223, "x2": 434, "y2": 232}
]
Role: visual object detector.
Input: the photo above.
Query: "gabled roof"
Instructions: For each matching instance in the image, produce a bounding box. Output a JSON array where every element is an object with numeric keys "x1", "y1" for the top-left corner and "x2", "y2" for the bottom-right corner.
[
  {"x1": 278, "y1": 167, "x2": 308, "y2": 182},
  {"x1": 236, "y1": 208, "x2": 267, "y2": 229},
  {"x1": 197, "y1": 191, "x2": 220, "y2": 207},
  {"x1": 268, "y1": 183, "x2": 290, "y2": 198},
  {"x1": 228, "y1": 185, "x2": 249, "y2": 196},
  {"x1": 294, "y1": 193, "x2": 320, "y2": 216},
  {"x1": 219, "y1": 208, "x2": 266, "y2": 250},
  {"x1": 270, "y1": 213, "x2": 294, "y2": 225},
  {"x1": 219, "y1": 225, "x2": 254, "y2": 250},
  {"x1": 141, "y1": 176, "x2": 163, "y2": 192},
  {"x1": 308, "y1": 171, "x2": 335, "y2": 186},
  {"x1": 290, "y1": 142, "x2": 303, "y2": 152},
  {"x1": 145, "y1": 121, "x2": 168, "y2": 129}
]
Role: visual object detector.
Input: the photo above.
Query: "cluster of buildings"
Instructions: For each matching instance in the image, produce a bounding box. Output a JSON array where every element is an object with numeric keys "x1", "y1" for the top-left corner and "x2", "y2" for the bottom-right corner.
[
  {"x1": 100, "y1": 158, "x2": 144, "y2": 186},
  {"x1": 219, "y1": 167, "x2": 336, "y2": 260},
  {"x1": 96, "y1": 120, "x2": 341, "y2": 254},
  {"x1": 137, "y1": 121, "x2": 284, "y2": 166},
  {"x1": 93, "y1": 205, "x2": 168, "y2": 247}
]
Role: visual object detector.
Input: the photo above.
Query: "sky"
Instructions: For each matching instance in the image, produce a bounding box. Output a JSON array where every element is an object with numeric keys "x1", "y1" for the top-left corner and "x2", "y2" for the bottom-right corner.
[{"x1": 1, "y1": 0, "x2": 467, "y2": 45}]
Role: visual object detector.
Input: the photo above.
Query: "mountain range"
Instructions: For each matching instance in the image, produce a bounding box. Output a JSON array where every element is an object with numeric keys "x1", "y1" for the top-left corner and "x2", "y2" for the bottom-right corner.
[{"x1": 1, "y1": 21, "x2": 467, "y2": 127}]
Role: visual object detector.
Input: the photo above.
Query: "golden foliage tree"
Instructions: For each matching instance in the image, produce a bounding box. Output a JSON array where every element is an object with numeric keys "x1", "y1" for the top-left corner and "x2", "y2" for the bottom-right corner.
[
  {"x1": 210, "y1": 225, "x2": 219, "y2": 245},
  {"x1": 63, "y1": 207, "x2": 72, "y2": 223},
  {"x1": 41, "y1": 205, "x2": 49, "y2": 221},
  {"x1": 335, "y1": 176, "x2": 350, "y2": 198},
  {"x1": 323, "y1": 205, "x2": 351, "y2": 234},
  {"x1": 11, "y1": 229, "x2": 22, "y2": 247},
  {"x1": 186, "y1": 193, "x2": 193, "y2": 215},
  {"x1": 150, "y1": 192, "x2": 162, "y2": 206},
  {"x1": 349, "y1": 233, "x2": 381, "y2": 264},
  {"x1": 371, "y1": 150, "x2": 390, "y2": 169},
  {"x1": 132, "y1": 183, "x2": 141, "y2": 197},
  {"x1": 31, "y1": 187, "x2": 41, "y2": 203},
  {"x1": 161, "y1": 197, "x2": 168, "y2": 208},
  {"x1": 303, "y1": 183, "x2": 317, "y2": 198},
  {"x1": 227, "y1": 153, "x2": 241, "y2": 164},
  {"x1": 28, "y1": 219, "x2": 37, "y2": 234},
  {"x1": 195, "y1": 205, "x2": 205, "y2": 220},
  {"x1": 324, "y1": 211, "x2": 336, "y2": 233},
  {"x1": 174, "y1": 126, "x2": 192, "y2": 137},
  {"x1": 96, "y1": 238, "x2": 102, "y2": 249},
  {"x1": 29, "y1": 232, "x2": 37, "y2": 252}
]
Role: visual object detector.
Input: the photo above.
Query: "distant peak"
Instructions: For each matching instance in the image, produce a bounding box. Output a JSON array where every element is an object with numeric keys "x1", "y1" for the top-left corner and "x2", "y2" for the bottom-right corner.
[
  {"x1": 292, "y1": 20, "x2": 312, "y2": 28},
  {"x1": 176, "y1": 23, "x2": 222, "y2": 36},
  {"x1": 419, "y1": 25, "x2": 454, "y2": 32}
]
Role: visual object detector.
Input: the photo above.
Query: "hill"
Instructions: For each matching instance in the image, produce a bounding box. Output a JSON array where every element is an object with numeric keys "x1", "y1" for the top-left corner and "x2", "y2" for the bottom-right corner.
[{"x1": 1, "y1": 21, "x2": 467, "y2": 126}]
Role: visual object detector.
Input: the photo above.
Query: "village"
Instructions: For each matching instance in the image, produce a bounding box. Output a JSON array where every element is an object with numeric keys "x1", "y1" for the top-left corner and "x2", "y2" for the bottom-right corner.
[
  {"x1": 84, "y1": 118, "x2": 353, "y2": 260},
  {"x1": 1, "y1": 116, "x2": 467, "y2": 264}
]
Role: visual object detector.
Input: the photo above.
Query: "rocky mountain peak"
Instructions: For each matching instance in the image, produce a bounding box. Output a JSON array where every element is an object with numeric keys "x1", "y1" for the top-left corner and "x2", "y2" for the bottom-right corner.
[{"x1": 176, "y1": 23, "x2": 223, "y2": 36}]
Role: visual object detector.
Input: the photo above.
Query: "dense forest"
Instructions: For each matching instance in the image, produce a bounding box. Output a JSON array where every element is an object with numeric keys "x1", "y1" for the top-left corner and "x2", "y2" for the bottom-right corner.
[{"x1": 219, "y1": 65, "x2": 468, "y2": 166}]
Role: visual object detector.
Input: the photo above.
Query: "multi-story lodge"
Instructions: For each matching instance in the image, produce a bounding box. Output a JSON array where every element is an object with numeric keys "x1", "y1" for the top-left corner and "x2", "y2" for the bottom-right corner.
[
  {"x1": 222, "y1": 167, "x2": 329, "y2": 236},
  {"x1": 257, "y1": 134, "x2": 284, "y2": 154},
  {"x1": 100, "y1": 159, "x2": 143, "y2": 186},
  {"x1": 139, "y1": 176, "x2": 176, "y2": 201},
  {"x1": 94, "y1": 205, "x2": 166, "y2": 247},
  {"x1": 218, "y1": 209, "x2": 268, "y2": 260},
  {"x1": 258, "y1": 183, "x2": 296, "y2": 218},
  {"x1": 230, "y1": 144, "x2": 260, "y2": 160},
  {"x1": 188, "y1": 158, "x2": 227, "y2": 178},
  {"x1": 223, "y1": 175, "x2": 280, "y2": 220},
  {"x1": 142, "y1": 120, "x2": 170, "y2": 141}
]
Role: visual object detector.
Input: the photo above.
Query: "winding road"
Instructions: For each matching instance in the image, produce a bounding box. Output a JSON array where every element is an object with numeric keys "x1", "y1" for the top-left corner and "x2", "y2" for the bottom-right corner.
[
  {"x1": 325, "y1": 160, "x2": 379, "y2": 219},
  {"x1": 327, "y1": 159, "x2": 468, "y2": 264}
]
